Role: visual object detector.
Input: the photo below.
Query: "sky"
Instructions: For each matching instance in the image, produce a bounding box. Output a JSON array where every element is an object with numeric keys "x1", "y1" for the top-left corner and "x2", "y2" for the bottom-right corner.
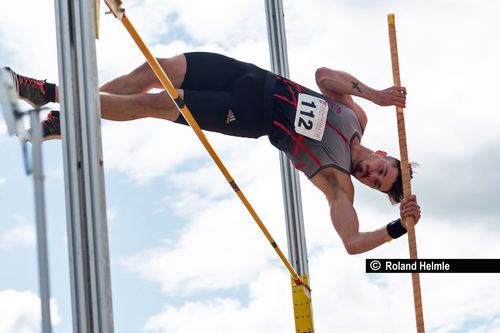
[{"x1": 1, "y1": 0, "x2": 500, "y2": 332}]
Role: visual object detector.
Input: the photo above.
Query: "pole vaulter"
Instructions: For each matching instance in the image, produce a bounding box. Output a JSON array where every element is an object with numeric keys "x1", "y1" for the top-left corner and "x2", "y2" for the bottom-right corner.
[{"x1": 103, "y1": 0, "x2": 311, "y2": 296}]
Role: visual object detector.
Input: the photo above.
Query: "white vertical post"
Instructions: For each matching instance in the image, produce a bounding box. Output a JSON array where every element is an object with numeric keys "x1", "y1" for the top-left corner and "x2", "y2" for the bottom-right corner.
[{"x1": 53, "y1": 0, "x2": 114, "y2": 332}]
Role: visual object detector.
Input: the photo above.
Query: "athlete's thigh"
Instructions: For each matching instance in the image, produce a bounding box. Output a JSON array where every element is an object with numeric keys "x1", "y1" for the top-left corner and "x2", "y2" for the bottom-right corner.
[
  {"x1": 175, "y1": 89, "x2": 265, "y2": 138},
  {"x1": 180, "y1": 52, "x2": 256, "y2": 91}
]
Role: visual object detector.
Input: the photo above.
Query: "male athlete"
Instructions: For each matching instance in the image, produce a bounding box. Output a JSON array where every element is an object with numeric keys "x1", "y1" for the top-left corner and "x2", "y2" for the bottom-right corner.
[{"x1": 4, "y1": 52, "x2": 421, "y2": 254}]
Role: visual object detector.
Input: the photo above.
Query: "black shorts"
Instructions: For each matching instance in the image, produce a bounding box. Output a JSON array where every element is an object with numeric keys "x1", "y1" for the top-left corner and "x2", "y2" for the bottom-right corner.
[{"x1": 175, "y1": 52, "x2": 274, "y2": 138}]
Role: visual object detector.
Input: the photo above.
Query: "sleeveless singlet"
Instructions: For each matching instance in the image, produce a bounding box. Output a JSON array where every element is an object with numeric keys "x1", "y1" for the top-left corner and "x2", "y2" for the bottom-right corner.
[{"x1": 267, "y1": 74, "x2": 363, "y2": 179}]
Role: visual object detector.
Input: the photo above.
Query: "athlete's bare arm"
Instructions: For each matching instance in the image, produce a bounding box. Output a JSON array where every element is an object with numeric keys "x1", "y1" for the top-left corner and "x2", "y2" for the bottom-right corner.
[
  {"x1": 315, "y1": 67, "x2": 406, "y2": 108},
  {"x1": 310, "y1": 169, "x2": 421, "y2": 254},
  {"x1": 310, "y1": 169, "x2": 389, "y2": 254}
]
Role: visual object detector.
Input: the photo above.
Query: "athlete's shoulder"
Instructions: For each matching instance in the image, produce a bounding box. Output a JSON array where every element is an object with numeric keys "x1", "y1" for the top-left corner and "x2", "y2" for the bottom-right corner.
[{"x1": 310, "y1": 167, "x2": 354, "y2": 202}]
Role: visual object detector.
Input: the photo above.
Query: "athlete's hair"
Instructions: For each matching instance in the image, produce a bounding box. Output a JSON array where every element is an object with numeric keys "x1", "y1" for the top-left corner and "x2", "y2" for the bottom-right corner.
[{"x1": 386, "y1": 157, "x2": 418, "y2": 204}]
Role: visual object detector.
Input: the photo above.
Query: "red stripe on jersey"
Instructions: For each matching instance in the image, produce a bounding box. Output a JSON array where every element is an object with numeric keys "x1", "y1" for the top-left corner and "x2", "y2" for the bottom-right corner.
[
  {"x1": 275, "y1": 76, "x2": 303, "y2": 109},
  {"x1": 276, "y1": 75, "x2": 304, "y2": 93},
  {"x1": 274, "y1": 93, "x2": 296, "y2": 107},
  {"x1": 326, "y1": 121, "x2": 349, "y2": 144},
  {"x1": 273, "y1": 121, "x2": 321, "y2": 167},
  {"x1": 294, "y1": 163, "x2": 306, "y2": 169},
  {"x1": 293, "y1": 135, "x2": 304, "y2": 157}
]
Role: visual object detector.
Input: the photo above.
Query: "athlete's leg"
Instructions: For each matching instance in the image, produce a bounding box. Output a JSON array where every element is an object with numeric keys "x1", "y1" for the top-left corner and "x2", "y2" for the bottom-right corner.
[
  {"x1": 99, "y1": 54, "x2": 187, "y2": 95},
  {"x1": 99, "y1": 90, "x2": 182, "y2": 121},
  {"x1": 180, "y1": 52, "x2": 258, "y2": 91}
]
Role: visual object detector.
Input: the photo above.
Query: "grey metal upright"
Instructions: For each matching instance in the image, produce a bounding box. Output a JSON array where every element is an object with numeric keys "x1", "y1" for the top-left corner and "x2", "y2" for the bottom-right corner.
[
  {"x1": 264, "y1": 0, "x2": 309, "y2": 279},
  {"x1": 265, "y1": 4, "x2": 314, "y2": 331},
  {"x1": 0, "y1": 71, "x2": 53, "y2": 333},
  {"x1": 30, "y1": 108, "x2": 53, "y2": 333},
  {"x1": 53, "y1": 0, "x2": 114, "y2": 332}
]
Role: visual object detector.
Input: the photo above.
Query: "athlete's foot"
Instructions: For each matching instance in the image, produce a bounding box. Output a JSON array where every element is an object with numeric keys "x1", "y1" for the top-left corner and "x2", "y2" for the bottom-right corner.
[
  {"x1": 3, "y1": 67, "x2": 55, "y2": 108},
  {"x1": 24, "y1": 111, "x2": 61, "y2": 142},
  {"x1": 41, "y1": 110, "x2": 61, "y2": 140}
]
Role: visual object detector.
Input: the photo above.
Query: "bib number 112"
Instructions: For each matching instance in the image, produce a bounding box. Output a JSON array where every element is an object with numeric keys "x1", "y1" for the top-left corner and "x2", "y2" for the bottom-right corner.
[{"x1": 294, "y1": 93, "x2": 328, "y2": 141}]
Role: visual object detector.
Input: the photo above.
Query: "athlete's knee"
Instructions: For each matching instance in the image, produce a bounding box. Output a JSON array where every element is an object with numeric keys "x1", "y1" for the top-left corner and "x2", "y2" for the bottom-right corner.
[
  {"x1": 147, "y1": 89, "x2": 183, "y2": 109},
  {"x1": 158, "y1": 54, "x2": 185, "y2": 69},
  {"x1": 158, "y1": 54, "x2": 187, "y2": 87}
]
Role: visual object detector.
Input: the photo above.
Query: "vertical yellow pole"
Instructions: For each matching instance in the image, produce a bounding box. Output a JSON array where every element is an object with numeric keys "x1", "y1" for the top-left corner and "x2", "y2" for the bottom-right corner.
[
  {"x1": 94, "y1": 0, "x2": 100, "y2": 39},
  {"x1": 387, "y1": 13, "x2": 425, "y2": 333},
  {"x1": 291, "y1": 276, "x2": 314, "y2": 333}
]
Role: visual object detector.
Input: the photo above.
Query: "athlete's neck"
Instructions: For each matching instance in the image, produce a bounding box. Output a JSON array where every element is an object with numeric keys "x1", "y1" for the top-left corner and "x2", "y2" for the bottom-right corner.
[{"x1": 350, "y1": 138, "x2": 374, "y2": 168}]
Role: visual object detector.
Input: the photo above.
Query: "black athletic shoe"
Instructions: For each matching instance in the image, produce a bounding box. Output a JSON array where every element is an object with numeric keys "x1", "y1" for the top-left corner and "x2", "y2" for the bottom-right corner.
[
  {"x1": 24, "y1": 111, "x2": 61, "y2": 142},
  {"x1": 3, "y1": 67, "x2": 51, "y2": 108},
  {"x1": 41, "y1": 111, "x2": 61, "y2": 140}
]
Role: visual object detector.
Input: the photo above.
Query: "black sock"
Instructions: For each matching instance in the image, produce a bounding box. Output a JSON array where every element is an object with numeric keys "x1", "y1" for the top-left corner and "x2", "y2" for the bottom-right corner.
[{"x1": 44, "y1": 82, "x2": 56, "y2": 103}]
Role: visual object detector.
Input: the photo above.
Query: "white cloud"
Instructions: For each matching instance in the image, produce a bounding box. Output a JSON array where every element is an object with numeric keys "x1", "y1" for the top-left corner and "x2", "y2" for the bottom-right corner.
[
  {"x1": 101, "y1": 119, "x2": 208, "y2": 184},
  {"x1": 0, "y1": 2, "x2": 59, "y2": 82},
  {"x1": 120, "y1": 0, "x2": 267, "y2": 46},
  {"x1": 144, "y1": 268, "x2": 293, "y2": 333},
  {"x1": 121, "y1": 200, "x2": 276, "y2": 295},
  {"x1": 0, "y1": 223, "x2": 35, "y2": 250},
  {"x1": 140, "y1": 219, "x2": 500, "y2": 333},
  {"x1": 0, "y1": 289, "x2": 61, "y2": 333},
  {"x1": 0, "y1": 121, "x2": 6, "y2": 140},
  {"x1": 0, "y1": 177, "x2": 5, "y2": 186},
  {"x1": 107, "y1": 207, "x2": 118, "y2": 223},
  {"x1": 116, "y1": 137, "x2": 331, "y2": 298}
]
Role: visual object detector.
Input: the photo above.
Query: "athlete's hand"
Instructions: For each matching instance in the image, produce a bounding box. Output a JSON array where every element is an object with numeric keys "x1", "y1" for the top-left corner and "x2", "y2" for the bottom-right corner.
[
  {"x1": 399, "y1": 195, "x2": 421, "y2": 228},
  {"x1": 373, "y1": 86, "x2": 406, "y2": 108}
]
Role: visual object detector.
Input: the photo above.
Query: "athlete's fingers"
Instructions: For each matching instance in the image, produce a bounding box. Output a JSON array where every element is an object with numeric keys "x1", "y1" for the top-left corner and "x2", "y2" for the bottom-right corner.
[
  {"x1": 400, "y1": 208, "x2": 421, "y2": 225},
  {"x1": 403, "y1": 207, "x2": 421, "y2": 217},
  {"x1": 390, "y1": 88, "x2": 406, "y2": 107},
  {"x1": 398, "y1": 195, "x2": 421, "y2": 226},
  {"x1": 393, "y1": 97, "x2": 406, "y2": 108},
  {"x1": 401, "y1": 194, "x2": 418, "y2": 205},
  {"x1": 393, "y1": 86, "x2": 407, "y2": 94}
]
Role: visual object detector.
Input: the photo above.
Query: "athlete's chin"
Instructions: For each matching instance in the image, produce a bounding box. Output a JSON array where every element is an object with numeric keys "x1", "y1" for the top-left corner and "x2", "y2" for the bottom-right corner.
[
  {"x1": 352, "y1": 173, "x2": 363, "y2": 182},
  {"x1": 352, "y1": 165, "x2": 364, "y2": 180}
]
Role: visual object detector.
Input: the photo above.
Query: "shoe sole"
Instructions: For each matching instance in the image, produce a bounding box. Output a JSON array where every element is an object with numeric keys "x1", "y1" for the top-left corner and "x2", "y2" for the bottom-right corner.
[
  {"x1": 43, "y1": 134, "x2": 62, "y2": 141},
  {"x1": 19, "y1": 96, "x2": 46, "y2": 109}
]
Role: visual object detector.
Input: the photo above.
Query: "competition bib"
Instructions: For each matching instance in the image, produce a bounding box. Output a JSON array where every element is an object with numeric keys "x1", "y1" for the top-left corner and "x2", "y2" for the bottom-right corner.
[{"x1": 294, "y1": 93, "x2": 328, "y2": 141}]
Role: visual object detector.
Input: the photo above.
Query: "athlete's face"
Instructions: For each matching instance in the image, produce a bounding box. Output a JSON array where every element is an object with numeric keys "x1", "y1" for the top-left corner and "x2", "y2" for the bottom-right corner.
[{"x1": 353, "y1": 153, "x2": 399, "y2": 192}]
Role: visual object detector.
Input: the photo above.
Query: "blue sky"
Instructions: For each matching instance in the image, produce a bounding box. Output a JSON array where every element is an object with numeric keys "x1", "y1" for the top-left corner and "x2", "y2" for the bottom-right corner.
[{"x1": 1, "y1": 0, "x2": 500, "y2": 332}]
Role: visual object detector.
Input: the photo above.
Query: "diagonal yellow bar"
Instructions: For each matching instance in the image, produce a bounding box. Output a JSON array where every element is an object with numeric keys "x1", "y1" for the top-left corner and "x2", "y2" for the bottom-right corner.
[
  {"x1": 103, "y1": 0, "x2": 309, "y2": 294},
  {"x1": 387, "y1": 13, "x2": 425, "y2": 333}
]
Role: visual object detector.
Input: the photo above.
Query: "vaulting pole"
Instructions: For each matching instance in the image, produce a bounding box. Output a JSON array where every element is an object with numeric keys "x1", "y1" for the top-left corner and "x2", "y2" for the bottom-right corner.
[
  {"x1": 387, "y1": 13, "x2": 425, "y2": 333},
  {"x1": 103, "y1": 0, "x2": 310, "y2": 294}
]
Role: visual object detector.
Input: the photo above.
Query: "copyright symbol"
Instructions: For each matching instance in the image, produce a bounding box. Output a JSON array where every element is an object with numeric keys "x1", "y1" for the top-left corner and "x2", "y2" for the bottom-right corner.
[{"x1": 370, "y1": 260, "x2": 381, "y2": 271}]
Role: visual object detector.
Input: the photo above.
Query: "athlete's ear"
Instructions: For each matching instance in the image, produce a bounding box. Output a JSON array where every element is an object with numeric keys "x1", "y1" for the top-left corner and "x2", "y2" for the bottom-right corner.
[{"x1": 375, "y1": 150, "x2": 387, "y2": 156}]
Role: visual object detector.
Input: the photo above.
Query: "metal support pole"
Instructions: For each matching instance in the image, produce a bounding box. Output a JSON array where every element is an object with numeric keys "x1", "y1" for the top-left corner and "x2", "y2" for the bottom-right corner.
[
  {"x1": 265, "y1": 1, "x2": 314, "y2": 332},
  {"x1": 2, "y1": 69, "x2": 53, "y2": 333},
  {"x1": 265, "y1": 0, "x2": 308, "y2": 284},
  {"x1": 54, "y1": 0, "x2": 114, "y2": 332},
  {"x1": 30, "y1": 108, "x2": 53, "y2": 333}
]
